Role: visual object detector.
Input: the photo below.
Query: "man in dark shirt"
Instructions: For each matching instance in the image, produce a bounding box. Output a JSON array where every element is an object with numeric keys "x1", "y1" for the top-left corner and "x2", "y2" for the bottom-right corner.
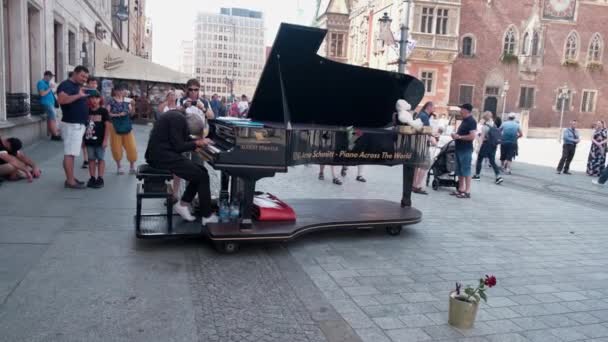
[
  {"x1": 57, "y1": 65, "x2": 89, "y2": 189},
  {"x1": 145, "y1": 110, "x2": 217, "y2": 224},
  {"x1": 451, "y1": 103, "x2": 477, "y2": 198}
]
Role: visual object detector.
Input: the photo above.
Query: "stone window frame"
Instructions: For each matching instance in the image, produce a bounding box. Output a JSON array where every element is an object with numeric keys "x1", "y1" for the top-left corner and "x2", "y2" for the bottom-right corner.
[
  {"x1": 580, "y1": 89, "x2": 598, "y2": 113},
  {"x1": 563, "y1": 30, "x2": 580, "y2": 61},
  {"x1": 531, "y1": 31, "x2": 541, "y2": 56},
  {"x1": 458, "y1": 84, "x2": 475, "y2": 105},
  {"x1": 587, "y1": 32, "x2": 603, "y2": 64},
  {"x1": 518, "y1": 86, "x2": 535, "y2": 109},
  {"x1": 522, "y1": 32, "x2": 530, "y2": 55},
  {"x1": 420, "y1": 69, "x2": 437, "y2": 96},
  {"x1": 461, "y1": 34, "x2": 476, "y2": 57},
  {"x1": 554, "y1": 87, "x2": 574, "y2": 112},
  {"x1": 502, "y1": 25, "x2": 519, "y2": 56}
]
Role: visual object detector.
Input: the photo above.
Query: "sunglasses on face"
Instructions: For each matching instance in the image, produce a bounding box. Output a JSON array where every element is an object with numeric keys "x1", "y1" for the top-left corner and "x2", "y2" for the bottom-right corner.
[{"x1": 188, "y1": 88, "x2": 199, "y2": 92}]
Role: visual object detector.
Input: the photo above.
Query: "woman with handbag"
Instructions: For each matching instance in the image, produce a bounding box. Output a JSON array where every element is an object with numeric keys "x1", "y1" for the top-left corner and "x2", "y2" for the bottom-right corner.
[{"x1": 107, "y1": 87, "x2": 138, "y2": 175}]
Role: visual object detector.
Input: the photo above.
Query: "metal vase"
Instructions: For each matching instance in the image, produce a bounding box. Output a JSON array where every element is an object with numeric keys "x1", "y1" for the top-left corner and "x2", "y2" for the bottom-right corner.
[{"x1": 448, "y1": 291, "x2": 479, "y2": 329}]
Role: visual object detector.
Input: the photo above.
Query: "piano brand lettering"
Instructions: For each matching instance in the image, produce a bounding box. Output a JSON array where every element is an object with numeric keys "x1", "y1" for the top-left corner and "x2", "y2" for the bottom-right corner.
[
  {"x1": 291, "y1": 150, "x2": 414, "y2": 161},
  {"x1": 240, "y1": 144, "x2": 279, "y2": 152}
]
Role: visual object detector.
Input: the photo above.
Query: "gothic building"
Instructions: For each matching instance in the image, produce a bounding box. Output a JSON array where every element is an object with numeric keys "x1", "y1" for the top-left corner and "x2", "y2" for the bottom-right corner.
[
  {"x1": 450, "y1": 0, "x2": 608, "y2": 128},
  {"x1": 316, "y1": 0, "x2": 461, "y2": 113}
]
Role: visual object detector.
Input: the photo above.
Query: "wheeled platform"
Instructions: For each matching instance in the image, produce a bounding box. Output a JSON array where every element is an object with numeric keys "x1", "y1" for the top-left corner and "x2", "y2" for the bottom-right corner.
[{"x1": 136, "y1": 198, "x2": 421, "y2": 253}]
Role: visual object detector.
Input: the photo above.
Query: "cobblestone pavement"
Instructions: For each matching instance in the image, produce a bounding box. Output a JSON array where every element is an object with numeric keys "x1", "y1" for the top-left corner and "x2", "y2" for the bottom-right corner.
[{"x1": 1, "y1": 125, "x2": 607, "y2": 342}]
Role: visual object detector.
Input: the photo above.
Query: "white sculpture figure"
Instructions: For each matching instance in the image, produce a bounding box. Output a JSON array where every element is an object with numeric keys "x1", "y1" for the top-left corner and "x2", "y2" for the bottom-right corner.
[{"x1": 396, "y1": 99, "x2": 423, "y2": 130}]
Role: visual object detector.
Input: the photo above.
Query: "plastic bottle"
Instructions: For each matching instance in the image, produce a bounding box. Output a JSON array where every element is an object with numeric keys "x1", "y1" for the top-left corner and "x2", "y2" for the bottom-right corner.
[
  {"x1": 229, "y1": 199, "x2": 240, "y2": 221},
  {"x1": 218, "y1": 199, "x2": 230, "y2": 222}
]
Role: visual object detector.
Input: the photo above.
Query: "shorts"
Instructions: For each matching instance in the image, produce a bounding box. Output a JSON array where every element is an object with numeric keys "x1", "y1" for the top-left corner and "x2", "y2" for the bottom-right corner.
[
  {"x1": 455, "y1": 149, "x2": 473, "y2": 177},
  {"x1": 86, "y1": 145, "x2": 106, "y2": 161},
  {"x1": 43, "y1": 104, "x2": 57, "y2": 120},
  {"x1": 500, "y1": 142, "x2": 517, "y2": 161},
  {"x1": 61, "y1": 122, "x2": 86, "y2": 156}
]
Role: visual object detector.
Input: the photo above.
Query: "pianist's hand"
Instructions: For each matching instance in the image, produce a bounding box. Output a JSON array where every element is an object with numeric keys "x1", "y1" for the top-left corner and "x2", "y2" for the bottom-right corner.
[{"x1": 195, "y1": 138, "x2": 214, "y2": 148}]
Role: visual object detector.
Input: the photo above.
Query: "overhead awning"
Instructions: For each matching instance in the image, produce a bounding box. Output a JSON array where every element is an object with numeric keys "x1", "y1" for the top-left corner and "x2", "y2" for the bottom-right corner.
[{"x1": 94, "y1": 42, "x2": 189, "y2": 84}]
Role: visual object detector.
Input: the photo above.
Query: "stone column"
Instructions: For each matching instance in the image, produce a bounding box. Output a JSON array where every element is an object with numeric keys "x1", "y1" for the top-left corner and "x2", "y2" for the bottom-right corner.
[
  {"x1": 28, "y1": 5, "x2": 44, "y2": 93},
  {"x1": 0, "y1": 0, "x2": 6, "y2": 121},
  {"x1": 8, "y1": 0, "x2": 30, "y2": 95}
]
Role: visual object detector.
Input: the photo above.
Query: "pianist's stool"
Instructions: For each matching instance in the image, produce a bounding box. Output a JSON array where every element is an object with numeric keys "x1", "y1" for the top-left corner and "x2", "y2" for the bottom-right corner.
[{"x1": 135, "y1": 164, "x2": 174, "y2": 237}]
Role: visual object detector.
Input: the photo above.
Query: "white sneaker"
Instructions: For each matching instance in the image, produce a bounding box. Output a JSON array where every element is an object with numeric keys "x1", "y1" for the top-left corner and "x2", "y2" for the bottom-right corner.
[
  {"x1": 173, "y1": 203, "x2": 196, "y2": 222},
  {"x1": 202, "y1": 213, "x2": 219, "y2": 226}
]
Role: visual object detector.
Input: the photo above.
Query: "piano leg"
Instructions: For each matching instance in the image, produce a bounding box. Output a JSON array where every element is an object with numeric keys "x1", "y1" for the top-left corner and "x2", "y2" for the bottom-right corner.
[
  {"x1": 239, "y1": 178, "x2": 256, "y2": 230},
  {"x1": 401, "y1": 165, "x2": 415, "y2": 207},
  {"x1": 220, "y1": 172, "x2": 230, "y2": 201}
]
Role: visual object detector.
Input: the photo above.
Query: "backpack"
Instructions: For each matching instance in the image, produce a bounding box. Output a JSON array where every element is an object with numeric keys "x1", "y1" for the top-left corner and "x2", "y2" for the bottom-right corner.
[{"x1": 485, "y1": 124, "x2": 502, "y2": 147}]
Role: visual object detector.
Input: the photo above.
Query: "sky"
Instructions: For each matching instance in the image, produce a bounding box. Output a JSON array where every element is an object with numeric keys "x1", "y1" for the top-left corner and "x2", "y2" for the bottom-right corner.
[{"x1": 146, "y1": 0, "x2": 317, "y2": 70}]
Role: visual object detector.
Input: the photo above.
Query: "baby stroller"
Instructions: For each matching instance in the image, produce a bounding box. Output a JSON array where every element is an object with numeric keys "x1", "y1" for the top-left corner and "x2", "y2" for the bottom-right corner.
[{"x1": 426, "y1": 140, "x2": 458, "y2": 190}]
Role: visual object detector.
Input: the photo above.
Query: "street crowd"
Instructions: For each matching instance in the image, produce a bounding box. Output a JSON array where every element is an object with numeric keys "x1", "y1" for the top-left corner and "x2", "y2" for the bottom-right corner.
[{"x1": 1, "y1": 65, "x2": 606, "y2": 202}]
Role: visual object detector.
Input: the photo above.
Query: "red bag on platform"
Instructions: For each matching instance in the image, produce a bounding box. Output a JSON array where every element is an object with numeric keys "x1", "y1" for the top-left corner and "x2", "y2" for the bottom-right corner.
[{"x1": 252, "y1": 193, "x2": 296, "y2": 222}]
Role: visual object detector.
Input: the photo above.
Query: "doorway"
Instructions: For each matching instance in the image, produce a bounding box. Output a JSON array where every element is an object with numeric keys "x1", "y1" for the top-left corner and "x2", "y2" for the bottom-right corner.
[
  {"x1": 54, "y1": 20, "x2": 64, "y2": 81},
  {"x1": 483, "y1": 96, "x2": 498, "y2": 115}
]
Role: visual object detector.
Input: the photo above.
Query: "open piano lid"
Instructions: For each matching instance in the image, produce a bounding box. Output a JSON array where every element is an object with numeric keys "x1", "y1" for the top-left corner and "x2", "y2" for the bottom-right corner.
[{"x1": 248, "y1": 23, "x2": 425, "y2": 128}]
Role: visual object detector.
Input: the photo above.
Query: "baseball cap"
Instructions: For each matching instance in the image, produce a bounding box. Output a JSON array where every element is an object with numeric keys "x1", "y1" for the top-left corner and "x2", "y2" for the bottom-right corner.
[
  {"x1": 508, "y1": 113, "x2": 517, "y2": 119},
  {"x1": 44, "y1": 70, "x2": 54, "y2": 77},
  {"x1": 459, "y1": 103, "x2": 473, "y2": 112},
  {"x1": 89, "y1": 89, "x2": 101, "y2": 97}
]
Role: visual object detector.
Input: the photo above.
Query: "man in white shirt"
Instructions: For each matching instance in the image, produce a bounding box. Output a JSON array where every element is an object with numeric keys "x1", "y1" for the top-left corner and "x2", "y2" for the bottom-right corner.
[{"x1": 237, "y1": 94, "x2": 249, "y2": 117}]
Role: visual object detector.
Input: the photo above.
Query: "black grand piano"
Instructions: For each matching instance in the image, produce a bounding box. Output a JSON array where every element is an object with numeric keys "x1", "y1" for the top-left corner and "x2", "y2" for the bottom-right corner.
[
  {"x1": 136, "y1": 23, "x2": 429, "y2": 253},
  {"x1": 200, "y1": 23, "x2": 428, "y2": 252}
]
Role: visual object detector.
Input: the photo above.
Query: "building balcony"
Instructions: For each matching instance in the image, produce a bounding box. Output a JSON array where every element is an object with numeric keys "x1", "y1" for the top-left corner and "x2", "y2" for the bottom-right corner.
[
  {"x1": 518, "y1": 55, "x2": 543, "y2": 74},
  {"x1": 410, "y1": 32, "x2": 458, "y2": 51}
]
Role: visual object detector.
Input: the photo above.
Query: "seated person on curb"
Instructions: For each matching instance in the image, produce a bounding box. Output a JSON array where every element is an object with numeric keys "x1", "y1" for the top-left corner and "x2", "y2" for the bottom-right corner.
[
  {"x1": 0, "y1": 137, "x2": 42, "y2": 182},
  {"x1": 144, "y1": 110, "x2": 218, "y2": 225}
]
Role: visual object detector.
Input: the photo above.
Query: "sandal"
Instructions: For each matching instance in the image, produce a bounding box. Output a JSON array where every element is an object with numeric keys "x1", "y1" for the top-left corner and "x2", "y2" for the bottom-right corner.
[
  {"x1": 456, "y1": 192, "x2": 471, "y2": 199},
  {"x1": 413, "y1": 188, "x2": 428, "y2": 195},
  {"x1": 332, "y1": 177, "x2": 343, "y2": 185},
  {"x1": 450, "y1": 190, "x2": 462, "y2": 196},
  {"x1": 356, "y1": 176, "x2": 366, "y2": 182}
]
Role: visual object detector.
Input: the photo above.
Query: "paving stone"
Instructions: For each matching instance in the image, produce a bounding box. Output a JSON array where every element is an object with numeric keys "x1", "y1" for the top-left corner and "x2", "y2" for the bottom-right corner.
[
  {"x1": 481, "y1": 307, "x2": 521, "y2": 319},
  {"x1": 522, "y1": 329, "x2": 563, "y2": 342},
  {"x1": 549, "y1": 327, "x2": 588, "y2": 341},
  {"x1": 421, "y1": 324, "x2": 464, "y2": 340},
  {"x1": 355, "y1": 327, "x2": 392, "y2": 342},
  {"x1": 576, "y1": 324, "x2": 608, "y2": 339},
  {"x1": 351, "y1": 295, "x2": 381, "y2": 307},
  {"x1": 510, "y1": 317, "x2": 551, "y2": 331},
  {"x1": 483, "y1": 320, "x2": 524, "y2": 334},
  {"x1": 553, "y1": 292, "x2": 589, "y2": 301},
  {"x1": 484, "y1": 333, "x2": 530, "y2": 342},
  {"x1": 375, "y1": 294, "x2": 409, "y2": 305},
  {"x1": 566, "y1": 312, "x2": 604, "y2": 325},
  {"x1": 487, "y1": 297, "x2": 519, "y2": 308},
  {"x1": 373, "y1": 317, "x2": 407, "y2": 330},
  {"x1": 344, "y1": 286, "x2": 382, "y2": 297},
  {"x1": 385, "y1": 328, "x2": 432, "y2": 342},
  {"x1": 398, "y1": 314, "x2": 438, "y2": 328},
  {"x1": 537, "y1": 314, "x2": 582, "y2": 328}
]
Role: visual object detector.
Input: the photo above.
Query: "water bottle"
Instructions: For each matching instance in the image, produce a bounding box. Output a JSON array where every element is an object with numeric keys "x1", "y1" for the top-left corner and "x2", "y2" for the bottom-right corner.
[
  {"x1": 229, "y1": 199, "x2": 240, "y2": 221},
  {"x1": 218, "y1": 199, "x2": 230, "y2": 222}
]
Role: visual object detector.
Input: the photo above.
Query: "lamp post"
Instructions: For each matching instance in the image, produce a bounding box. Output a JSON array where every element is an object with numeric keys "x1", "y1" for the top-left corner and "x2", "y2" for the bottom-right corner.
[
  {"x1": 501, "y1": 80, "x2": 510, "y2": 121},
  {"x1": 558, "y1": 84, "x2": 570, "y2": 143},
  {"x1": 377, "y1": 0, "x2": 411, "y2": 73}
]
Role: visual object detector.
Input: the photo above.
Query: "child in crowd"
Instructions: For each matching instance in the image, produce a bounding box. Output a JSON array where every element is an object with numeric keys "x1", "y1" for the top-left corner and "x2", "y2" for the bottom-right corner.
[{"x1": 84, "y1": 90, "x2": 110, "y2": 188}]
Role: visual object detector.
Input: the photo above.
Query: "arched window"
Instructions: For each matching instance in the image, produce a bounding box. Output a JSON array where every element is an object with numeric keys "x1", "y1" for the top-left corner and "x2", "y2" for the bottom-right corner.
[
  {"x1": 564, "y1": 31, "x2": 579, "y2": 60},
  {"x1": 522, "y1": 32, "x2": 530, "y2": 55},
  {"x1": 532, "y1": 31, "x2": 540, "y2": 56},
  {"x1": 503, "y1": 27, "x2": 517, "y2": 55},
  {"x1": 587, "y1": 33, "x2": 603, "y2": 63},
  {"x1": 462, "y1": 36, "x2": 474, "y2": 57}
]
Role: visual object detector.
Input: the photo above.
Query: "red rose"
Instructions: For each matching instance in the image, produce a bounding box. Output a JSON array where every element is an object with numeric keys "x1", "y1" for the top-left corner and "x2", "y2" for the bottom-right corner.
[{"x1": 484, "y1": 275, "x2": 497, "y2": 288}]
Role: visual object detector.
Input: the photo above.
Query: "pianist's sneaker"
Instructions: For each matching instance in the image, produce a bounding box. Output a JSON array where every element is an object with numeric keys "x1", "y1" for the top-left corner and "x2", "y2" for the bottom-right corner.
[
  {"x1": 202, "y1": 213, "x2": 219, "y2": 226},
  {"x1": 173, "y1": 202, "x2": 196, "y2": 222}
]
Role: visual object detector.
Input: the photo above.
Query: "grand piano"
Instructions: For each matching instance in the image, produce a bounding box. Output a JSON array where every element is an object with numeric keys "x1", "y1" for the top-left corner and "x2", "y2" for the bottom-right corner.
[{"x1": 197, "y1": 23, "x2": 429, "y2": 252}]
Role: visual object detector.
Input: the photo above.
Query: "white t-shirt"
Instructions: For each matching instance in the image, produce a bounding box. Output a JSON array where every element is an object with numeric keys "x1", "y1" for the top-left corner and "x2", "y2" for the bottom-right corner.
[{"x1": 237, "y1": 101, "x2": 249, "y2": 116}]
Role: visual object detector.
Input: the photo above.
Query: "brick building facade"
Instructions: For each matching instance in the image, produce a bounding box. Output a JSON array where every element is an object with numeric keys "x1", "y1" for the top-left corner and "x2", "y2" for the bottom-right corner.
[{"x1": 450, "y1": 0, "x2": 608, "y2": 128}]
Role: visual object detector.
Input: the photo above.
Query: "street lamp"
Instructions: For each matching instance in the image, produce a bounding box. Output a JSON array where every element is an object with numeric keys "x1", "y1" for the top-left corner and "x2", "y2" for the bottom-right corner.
[
  {"x1": 501, "y1": 80, "x2": 510, "y2": 121},
  {"x1": 113, "y1": 4, "x2": 129, "y2": 22},
  {"x1": 558, "y1": 83, "x2": 570, "y2": 143},
  {"x1": 376, "y1": 0, "x2": 411, "y2": 73}
]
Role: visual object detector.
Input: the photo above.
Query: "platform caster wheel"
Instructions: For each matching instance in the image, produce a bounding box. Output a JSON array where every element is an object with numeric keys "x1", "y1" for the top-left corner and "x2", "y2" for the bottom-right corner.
[
  {"x1": 386, "y1": 226, "x2": 402, "y2": 236},
  {"x1": 432, "y1": 179, "x2": 439, "y2": 191},
  {"x1": 215, "y1": 241, "x2": 240, "y2": 254}
]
